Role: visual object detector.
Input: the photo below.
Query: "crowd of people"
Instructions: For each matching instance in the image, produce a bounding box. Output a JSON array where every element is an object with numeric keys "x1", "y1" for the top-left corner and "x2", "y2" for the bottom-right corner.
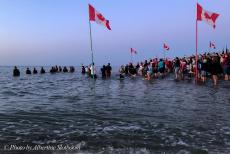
[
  {"x1": 12, "y1": 50, "x2": 230, "y2": 86},
  {"x1": 119, "y1": 50, "x2": 230, "y2": 85}
]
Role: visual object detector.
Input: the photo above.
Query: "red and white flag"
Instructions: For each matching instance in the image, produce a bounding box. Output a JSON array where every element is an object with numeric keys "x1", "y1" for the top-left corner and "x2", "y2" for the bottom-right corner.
[
  {"x1": 130, "y1": 48, "x2": 137, "y2": 54},
  {"x1": 197, "y1": 3, "x2": 219, "y2": 29},
  {"x1": 210, "y1": 42, "x2": 216, "y2": 49},
  {"x1": 163, "y1": 43, "x2": 170, "y2": 51},
  {"x1": 89, "y1": 4, "x2": 111, "y2": 30}
]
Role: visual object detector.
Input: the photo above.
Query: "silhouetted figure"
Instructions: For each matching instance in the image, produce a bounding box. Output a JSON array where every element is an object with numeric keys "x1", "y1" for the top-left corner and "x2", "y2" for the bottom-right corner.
[
  {"x1": 55, "y1": 66, "x2": 58, "y2": 72},
  {"x1": 50, "y1": 67, "x2": 55, "y2": 73},
  {"x1": 33, "y1": 68, "x2": 38, "y2": 74},
  {"x1": 63, "y1": 66, "x2": 68, "y2": 73},
  {"x1": 59, "y1": 66, "x2": 62, "y2": 72},
  {"x1": 70, "y1": 66, "x2": 75, "y2": 73},
  {"x1": 105, "y1": 63, "x2": 112, "y2": 78},
  {"x1": 128, "y1": 63, "x2": 137, "y2": 76},
  {"x1": 26, "y1": 68, "x2": 31, "y2": 75},
  {"x1": 13, "y1": 66, "x2": 20, "y2": 77},
  {"x1": 81, "y1": 65, "x2": 86, "y2": 74},
  {"x1": 40, "y1": 67, "x2": 46, "y2": 74},
  {"x1": 101, "y1": 65, "x2": 106, "y2": 78}
]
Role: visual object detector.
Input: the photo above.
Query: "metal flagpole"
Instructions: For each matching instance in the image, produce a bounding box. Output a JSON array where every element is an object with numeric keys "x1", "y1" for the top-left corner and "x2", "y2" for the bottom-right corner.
[
  {"x1": 195, "y1": 19, "x2": 198, "y2": 83},
  {"x1": 131, "y1": 52, "x2": 133, "y2": 63},
  {"x1": 89, "y1": 20, "x2": 94, "y2": 79},
  {"x1": 209, "y1": 42, "x2": 211, "y2": 53}
]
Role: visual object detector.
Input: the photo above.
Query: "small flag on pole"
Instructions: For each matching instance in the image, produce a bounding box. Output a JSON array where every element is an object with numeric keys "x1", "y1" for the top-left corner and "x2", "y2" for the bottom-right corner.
[
  {"x1": 197, "y1": 3, "x2": 219, "y2": 29},
  {"x1": 89, "y1": 4, "x2": 111, "y2": 30},
  {"x1": 209, "y1": 41, "x2": 216, "y2": 49},
  {"x1": 163, "y1": 43, "x2": 170, "y2": 51},
  {"x1": 130, "y1": 48, "x2": 137, "y2": 54}
]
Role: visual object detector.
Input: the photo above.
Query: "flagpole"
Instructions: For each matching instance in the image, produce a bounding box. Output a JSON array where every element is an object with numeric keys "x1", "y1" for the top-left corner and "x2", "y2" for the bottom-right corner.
[
  {"x1": 131, "y1": 52, "x2": 133, "y2": 64},
  {"x1": 89, "y1": 20, "x2": 95, "y2": 79},
  {"x1": 209, "y1": 42, "x2": 211, "y2": 53},
  {"x1": 195, "y1": 19, "x2": 198, "y2": 83}
]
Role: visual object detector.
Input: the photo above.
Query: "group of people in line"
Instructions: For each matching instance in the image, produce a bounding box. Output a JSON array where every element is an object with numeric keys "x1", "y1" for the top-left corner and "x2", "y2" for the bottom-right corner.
[
  {"x1": 12, "y1": 50, "x2": 230, "y2": 86},
  {"x1": 119, "y1": 50, "x2": 230, "y2": 85},
  {"x1": 13, "y1": 66, "x2": 75, "y2": 77},
  {"x1": 49, "y1": 66, "x2": 75, "y2": 73}
]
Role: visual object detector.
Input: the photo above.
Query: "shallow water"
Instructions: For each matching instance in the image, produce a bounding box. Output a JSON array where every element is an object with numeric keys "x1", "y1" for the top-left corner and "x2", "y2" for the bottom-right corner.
[{"x1": 0, "y1": 66, "x2": 230, "y2": 153}]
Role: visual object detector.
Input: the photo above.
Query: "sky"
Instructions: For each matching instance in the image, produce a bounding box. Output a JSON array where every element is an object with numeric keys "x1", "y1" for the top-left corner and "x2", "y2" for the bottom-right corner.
[{"x1": 0, "y1": 0, "x2": 229, "y2": 66}]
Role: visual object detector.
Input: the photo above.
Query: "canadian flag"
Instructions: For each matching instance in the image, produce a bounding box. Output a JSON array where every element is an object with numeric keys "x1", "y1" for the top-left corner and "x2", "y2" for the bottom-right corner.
[
  {"x1": 197, "y1": 3, "x2": 219, "y2": 29},
  {"x1": 89, "y1": 4, "x2": 111, "y2": 30},
  {"x1": 210, "y1": 42, "x2": 216, "y2": 49},
  {"x1": 130, "y1": 48, "x2": 137, "y2": 54},
  {"x1": 163, "y1": 43, "x2": 170, "y2": 51}
]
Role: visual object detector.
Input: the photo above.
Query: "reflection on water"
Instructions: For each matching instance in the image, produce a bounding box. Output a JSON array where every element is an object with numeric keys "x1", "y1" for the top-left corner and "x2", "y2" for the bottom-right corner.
[{"x1": 0, "y1": 66, "x2": 230, "y2": 153}]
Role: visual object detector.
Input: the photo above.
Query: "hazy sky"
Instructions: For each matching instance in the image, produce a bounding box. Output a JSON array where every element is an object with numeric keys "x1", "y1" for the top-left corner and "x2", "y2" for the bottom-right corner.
[{"x1": 0, "y1": 0, "x2": 229, "y2": 66}]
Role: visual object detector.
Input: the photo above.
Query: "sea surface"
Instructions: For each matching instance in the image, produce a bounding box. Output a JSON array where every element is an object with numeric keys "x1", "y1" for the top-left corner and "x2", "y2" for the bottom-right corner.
[{"x1": 0, "y1": 66, "x2": 230, "y2": 154}]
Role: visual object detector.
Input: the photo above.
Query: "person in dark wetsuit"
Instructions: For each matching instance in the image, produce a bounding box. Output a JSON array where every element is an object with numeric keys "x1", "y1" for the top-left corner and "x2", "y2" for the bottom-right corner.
[
  {"x1": 59, "y1": 66, "x2": 62, "y2": 72},
  {"x1": 50, "y1": 67, "x2": 55, "y2": 73},
  {"x1": 13, "y1": 66, "x2": 20, "y2": 77},
  {"x1": 40, "y1": 67, "x2": 46, "y2": 74},
  {"x1": 63, "y1": 66, "x2": 68, "y2": 73},
  {"x1": 81, "y1": 65, "x2": 86, "y2": 74},
  {"x1": 26, "y1": 68, "x2": 31, "y2": 75},
  {"x1": 33, "y1": 68, "x2": 38, "y2": 74},
  {"x1": 70, "y1": 66, "x2": 75, "y2": 73},
  {"x1": 101, "y1": 65, "x2": 106, "y2": 78},
  {"x1": 128, "y1": 63, "x2": 137, "y2": 76},
  {"x1": 105, "y1": 63, "x2": 112, "y2": 78}
]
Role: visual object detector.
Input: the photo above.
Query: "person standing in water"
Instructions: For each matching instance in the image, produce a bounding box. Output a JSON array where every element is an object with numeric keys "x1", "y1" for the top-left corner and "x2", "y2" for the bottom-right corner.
[
  {"x1": 119, "y1": 65, "x2": 125, "y2": 79},
  {"x1": 26, "y1": 68, "x2": 32, "y2": 75},
  {"x1": 158, "y1": 59, "x2": 165, "y2": 78},
  {"x1": 105, "y1": 63, "x2": 112, "y2": 78},
  {"x1": 33, "y1": 68, "x2": 38, "y2": 74},
  {"x1": 13, "y1": 66, "x2": 20, "y2": 77},
  {"x1": 90, "y1": 63, "x2": 97, "y2": 79},
  {"x1": 63, "y1": 66, "x2": 68, "y2": 73},
  {"x1": 40, "y1": 67, "x2": 46, "y2": 74},
  {"x1": 101, "y1": 65, "x2": 106, "y2": 79},
  {"x1": 174, "y1": 57, "x2": 180, "y2": 80},
  {"x1": 210, "y1": 56, "x2": 222, "y2": 86},
  {"x1": 81, "y1": 65, "x2": 86, "y2": 74}
]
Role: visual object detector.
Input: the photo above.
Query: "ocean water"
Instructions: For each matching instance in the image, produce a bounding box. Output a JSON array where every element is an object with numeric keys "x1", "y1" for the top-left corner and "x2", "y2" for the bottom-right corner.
[{"x1": 0, "y1": 66, "x2": 230, "y2": 154}]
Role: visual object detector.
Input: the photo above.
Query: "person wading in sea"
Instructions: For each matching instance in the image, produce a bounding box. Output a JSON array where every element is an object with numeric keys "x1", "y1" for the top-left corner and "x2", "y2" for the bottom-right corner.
[
  {"x1": 13, "y1": 66, "x2": 20, "y2": 77},
  {"x1": 101, "y1": 65, "x2": 106, "y2": 79},
  {"x1": 33, "y1": 68, "x2": 38, "y2": 74},
  {"x1": 90, "y1": 63, "x2": 97, "y2": 79},
  {"x1": 40, "y1": 67, "x2": 46, "y2": 74},
  {"x1": 105, "y1": 63, "x2": 112, "y2": 78},
  {"x1": 26, "y1": 68, "x2": 32, "y2": 75}
]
